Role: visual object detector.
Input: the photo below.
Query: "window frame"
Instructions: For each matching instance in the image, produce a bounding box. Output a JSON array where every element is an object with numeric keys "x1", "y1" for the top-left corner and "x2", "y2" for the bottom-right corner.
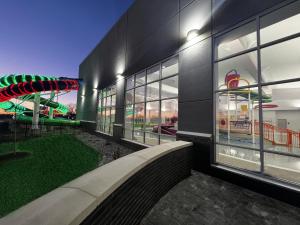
[
  {"x1": 97, "y1": 84, "x2": 117, "y2": 136},
  {"x1": 213, "y1": 0, "x2": 300, "y2": 187},
  {"x1": 124, "y1": 55, "x2": 179, "y2": 145}
]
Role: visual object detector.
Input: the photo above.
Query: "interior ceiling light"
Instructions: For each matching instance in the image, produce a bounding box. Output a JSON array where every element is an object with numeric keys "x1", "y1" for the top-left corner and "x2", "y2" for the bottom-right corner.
[{"x1": 187, "y1": 29, "x2": 200, "y2": 41}]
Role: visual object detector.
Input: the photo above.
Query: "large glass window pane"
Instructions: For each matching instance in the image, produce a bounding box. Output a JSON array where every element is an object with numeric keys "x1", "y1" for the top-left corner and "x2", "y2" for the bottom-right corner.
[
  {"x1": 161, "y1": 76, "x2": 178, "y2": 99},
  {"x1": 135, "y1": 86, "x2": 145, "y2": 103},
  {"x1": 215, "y1": 52, "x2": 258, "y2": 90},
  {"x1": 147, "y1": 65, "x2": 160, "y2": 83},
  {"x1": 162, "y1": 57, "x2": 178, "y2": 78},
  {"x1": 261, "y1": 38, "x2": 300, "y2": 83},
  {"x1": 124, "y1": 129, "x2": 133, "y2": 140},
  {"x1": 106, "y1": 96, "x2": 112, "y2": 107},
  {"x1": 126, "y1": 89, "x2": 134, "y2": 105},
  {"x1": 105, "y1": 108, "x2": 111, "y2": 134},
  {"x1": 215, "y1": 21, "x2": 257, "y2": 59},
  {"x1": 110, "y1": 85, "x2": 116, "y2": 95},
  {"x1": 215, "y1": 88, "x2": 260, "y2": 149},
  {"x1": 161, "y1": 99, "x2": 178, "y2": 138},
  {"x1": 110, "y1": 107, "x2": 115, "y2": 135},
  {"x1": 145, "y1": 132, "x2": 159, "y2": 146},
  {"x1": 125, "y1": 104, "x2": 134, "y2": 130},
  {"x1": 146, "y1": 82, "x2": 160, "y2": 101},
  {"x1": 216, "y1": 144, "x2": 261, "y2": 172},
  {"x1": 262, "y1": 82, "x2": 300, "y2": 156},
  {"x1": 134, "y1": 103, "x2": 145, "y2": 132},
  {"x1": 111, "y1": 95, "x2": 116, "y2": 107},
  {"x1": 145, "y1": 101, "x2": 160, "y2": 133},
  {"x1": 260, "y1": 1, "x2": 300, "y2": 44},
  {"x1": 264, "y1": 153, "x2": 300, "y2": 185},
  {"x1": 135, "y1": 71, "x2": 146, "y2": 87},
  {"x1": 101, "y1": 108, "x2": 106, "y2": 132},
  {"x1": 133, "y1": 103, "x2": 145, "y2": 144},
  {"x1": 126, "y1": 76, "x2": 134, "y2": 90}
]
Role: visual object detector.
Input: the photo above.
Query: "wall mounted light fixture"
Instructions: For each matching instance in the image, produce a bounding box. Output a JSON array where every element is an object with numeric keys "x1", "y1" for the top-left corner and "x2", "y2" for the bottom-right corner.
[
  {"x1": 117, "y1": 74, "x2": 124, "y2": 80},
  {"x1": 187, "y1": 29, "x2": 200, "y2": 41}
]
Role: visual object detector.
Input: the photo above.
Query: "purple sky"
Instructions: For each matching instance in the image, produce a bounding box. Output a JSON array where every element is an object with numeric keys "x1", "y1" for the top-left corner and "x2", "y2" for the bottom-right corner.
[{"x1": 0, "y1": 0, "x2": 134, "y2": 105}]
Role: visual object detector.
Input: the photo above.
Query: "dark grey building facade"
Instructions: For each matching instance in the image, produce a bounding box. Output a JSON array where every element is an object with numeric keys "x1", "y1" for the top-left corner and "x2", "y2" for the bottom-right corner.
[{"x1": 77, "y1": 0, "x2": 300, "y2": 206}]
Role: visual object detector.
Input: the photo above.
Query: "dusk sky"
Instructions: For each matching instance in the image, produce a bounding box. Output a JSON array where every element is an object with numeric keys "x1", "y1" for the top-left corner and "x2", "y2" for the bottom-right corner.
[{"x1": 0, "y1": 0, "x2": 134, "y2": 105}]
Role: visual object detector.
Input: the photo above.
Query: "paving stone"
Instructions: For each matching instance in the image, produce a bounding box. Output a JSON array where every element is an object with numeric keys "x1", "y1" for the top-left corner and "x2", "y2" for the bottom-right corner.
[{"x1": 142, "y1": 171, "x2": 300, "y2": 225}]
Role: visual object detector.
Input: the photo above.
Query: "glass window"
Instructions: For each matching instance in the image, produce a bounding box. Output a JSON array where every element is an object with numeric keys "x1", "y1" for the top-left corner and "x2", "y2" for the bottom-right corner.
[
  {"x1": 216, "y1": 144, "x2": 261, "y2": 172},
  {"x1": 124, "y1": 56, "x2": 179, "y2": 145},
  {"x1": 147, "y1": 65, "x2": 160, "y2": 83},
  {"x1": 161, "y1": 99, "x2": 178, "y2": 140},
  {"x1": 111, "y1": 95, "x2": 116, "y2": 107},
  {"x1": 133, "y1": 103, "x2": 145, "y2": 144},
  {"x1": 96, "y1": 84, "x2": 116, "y2": 135},
  {"x1": 135, "y1": 86, "x2": 145, "y2": 103},
  {"x1": 261, "y1": 37, "x2": 300, "y2": 83},
  {"x1": 260, "y1": 1, "x2": 300, "y2": 44},
  {"x1": 145, "y1": 101, "x2": 160, "y2": 133},
  {"x1": 126, "y1": 76, "x2": 134, "y2": 90},
  {"x1": 161, "y1": 76, "x2": 178, "y2": 99},
  {"x1": 146, "y1": 82, "x2": 160, "y2": 101},
  {"x1": 214, "y1": 2, "x2": 300, "y2": 186},
  {"x1": 125, "y1": 105, "x2": 134, "y2": 130},
  {"x1": 262, "y1": 82, "x2": 300, "y2": 156},
  {"x1": 215, "y1": 88, "x2": 260, "y2": 149},
  {"x1": 215, "y1": 21, "x2": 257, "y2": 59},
  {"x1": 216, "y1": 52, "x2": 258, "y2": 90},
  {"x1": 162, "y1": 57, "x2": 179, "y2": 78},
  {"x1": 135, "y1": 71, "x2": 146, "y2": 86},
  {"x1": 126, "y1": 89, "x2": 134, "y2": 105}
]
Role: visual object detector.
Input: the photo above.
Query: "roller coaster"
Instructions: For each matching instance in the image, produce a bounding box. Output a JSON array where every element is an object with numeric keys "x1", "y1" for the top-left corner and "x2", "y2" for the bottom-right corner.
[{"x1": 0, "y1": 74, "x2": 80, "y2": 126}]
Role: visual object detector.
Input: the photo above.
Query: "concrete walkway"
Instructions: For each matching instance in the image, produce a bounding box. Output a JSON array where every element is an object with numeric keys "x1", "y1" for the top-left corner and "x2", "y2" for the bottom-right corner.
[
  {"x1": 75, "y1": 132, "x2": 135, "y2": 166},
  {"x1": 141, "y1": 171, "x2": 300, "y2": 225}
]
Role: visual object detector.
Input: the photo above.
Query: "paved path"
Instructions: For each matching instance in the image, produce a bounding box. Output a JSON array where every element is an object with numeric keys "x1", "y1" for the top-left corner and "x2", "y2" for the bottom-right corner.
[
  {"x1": 75, "y1": 132, "x2": 135, "y2": 166},
  {"x1": 141, "y1": 171, "x2": 300, "y2": 225}
]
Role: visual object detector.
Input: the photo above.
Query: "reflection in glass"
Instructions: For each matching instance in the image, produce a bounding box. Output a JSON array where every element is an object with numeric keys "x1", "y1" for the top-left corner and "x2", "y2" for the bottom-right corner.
[
  {"x1": 265, "y1": 153, "x2": 300, "y2": 185},
  {"x1": 215, "y1": 21, "x2": 257, "y2": 59},
  {"x1": 125, "y1": 105, "x2": 134, "y2": 130},
  {"x1": 111, "y1": 95, "x2": 116, "y2": 107},
  {"x1": 146, "y1": 82, "x2": 160, "y2": 101},
  {"x1": 145, "y1": 101, "x2": 160, "y2": 133},
  {"x1": 261, "y1": 38, "x2": 300, "y2": 83},
  {"x1": 215, "y1": 88, "x2": 260, "y2": 149},
  {"x1": 162, "y1": 57, "x2": 178, "y2": 78},
  {"x1": 135, "y1": 71, "x2": 146, "y2": 86},
  {"x1": 135, "y1": 86, "x2": 145, "y2": 103},
  {"x1": 216, "y1": 52, "x2": 257, "y2": 90},
  {"x1": 260, "y1": 1, "x2": 300, "y2": 44},
  {"x1": 216, "y1": 144, "x2": 260, "y2": 171},
  {"x1": 126, "y1": 89, "x2": 134, "y2": 105},
  {"x1": 262, "y1": 82, "x2": 300, "y2": 155},
  {"x1": 147, "y1": 65, "x2": 160, "y2": 83},
  {"x1": 134, "y1": 103, "x2": 145, "y2": 131},
  {"x1": 161, "y1": 99, "x2": 178, "y2": 137},
  {"x1": 161, "y1": 76, "x2": 178, "y2": 99},
  {"x1": 145, "y1": 132, "x2": 159, "y2": 146},
  {"x1": 126, "y1": 76, "x2": 134, "y2": 90}
]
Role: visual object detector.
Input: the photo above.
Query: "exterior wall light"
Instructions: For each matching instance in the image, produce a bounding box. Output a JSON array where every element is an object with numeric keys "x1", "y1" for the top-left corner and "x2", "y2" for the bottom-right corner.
[
  {"x1": 117, "y1": 74, "x2": 124, "y2": 80},
  {"x1": 187, "y1": 29, "x2": 200, "y2": 41}
]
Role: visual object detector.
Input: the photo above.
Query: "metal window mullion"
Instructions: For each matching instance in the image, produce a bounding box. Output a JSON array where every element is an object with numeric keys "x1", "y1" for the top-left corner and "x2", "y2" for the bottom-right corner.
[
  {"x1": 158, "y1": 62, "x2": 162, "y2": 145},
  {"x1": 257, "y1": 16, "x2": 265, "y2": 174},
  {"x1": 143, "y1": 83, "x2": 146, "y2": 144}
]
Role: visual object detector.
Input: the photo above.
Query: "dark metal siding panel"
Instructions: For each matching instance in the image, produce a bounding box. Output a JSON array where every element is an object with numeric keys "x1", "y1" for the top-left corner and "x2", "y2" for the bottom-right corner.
[{"x1": 213, "y1": 0, "x2": 289, "y2": 34}]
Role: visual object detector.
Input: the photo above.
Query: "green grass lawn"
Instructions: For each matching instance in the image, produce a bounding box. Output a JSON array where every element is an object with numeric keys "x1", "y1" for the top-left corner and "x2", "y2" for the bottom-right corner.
[{"x1": 0, "y1": 134, "x2": 100, "y2": 217}]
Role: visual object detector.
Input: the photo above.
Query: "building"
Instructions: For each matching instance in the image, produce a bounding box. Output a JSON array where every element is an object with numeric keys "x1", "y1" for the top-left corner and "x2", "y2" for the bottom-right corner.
[{"x1": 77, "y1": 0, "x2": 300, "y2": 206}]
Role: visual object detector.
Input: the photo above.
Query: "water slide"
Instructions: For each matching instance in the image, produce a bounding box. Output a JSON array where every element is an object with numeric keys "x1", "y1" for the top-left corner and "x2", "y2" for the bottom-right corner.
[{"x1": 0, "y1": 74, "x2": 80, "y2": 125}]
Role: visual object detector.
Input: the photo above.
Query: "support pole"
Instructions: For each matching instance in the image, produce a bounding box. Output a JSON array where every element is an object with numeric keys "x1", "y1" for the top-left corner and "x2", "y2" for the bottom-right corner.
[
  {"x1": 49, "y1": 91, "x2": 55, "y2": 119},
  {"x1": 32, "y1": 93, "x2": 41, "y2": 130}
]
